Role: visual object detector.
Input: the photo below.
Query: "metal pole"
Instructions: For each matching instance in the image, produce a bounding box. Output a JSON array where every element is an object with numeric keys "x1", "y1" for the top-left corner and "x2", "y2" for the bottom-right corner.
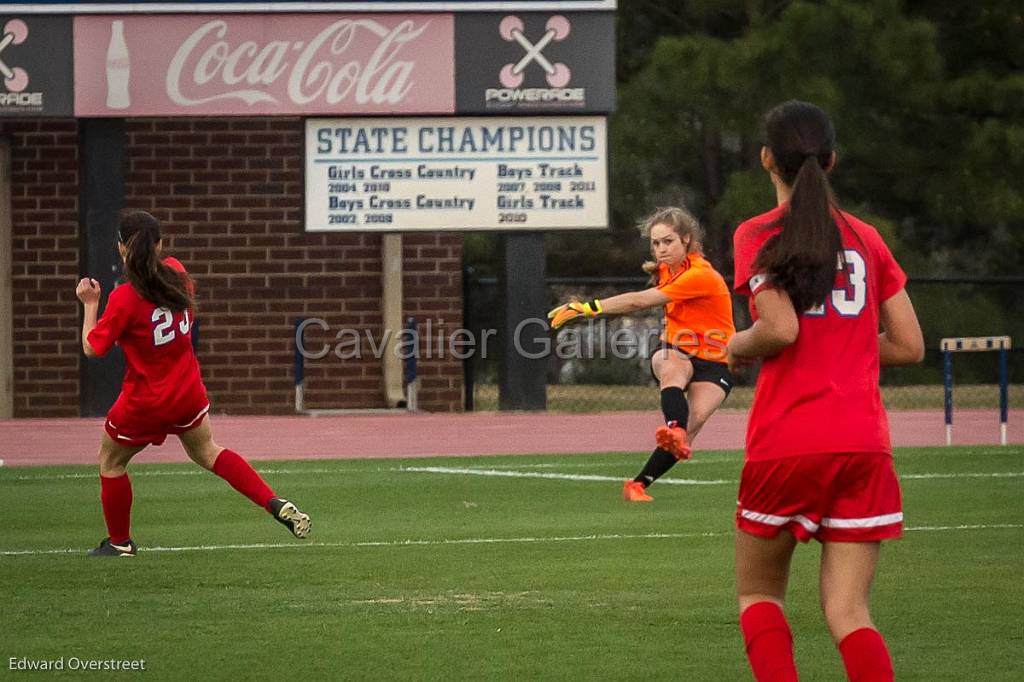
[
  {"x1": 294, "y1": 318, "x2": 305, "y2": 413},
  {"x1": 498, "y1": 233, "x2": 547, "y2": 411},
  {"x1": 999, "y1": 347, "x2": 1008, "y2": 446},
  {"x1": 462, "y1": 265, "x2": 475, "y2": 411},
  {"x1": 404, "y1": 316, "x2": 418, "y2": 411},
  {"x1": 0, "y1": 139, "x2": 12, "y2": 418},
  {"x1": 943, "y1": 349, "x2": 953, "y2": 446}
]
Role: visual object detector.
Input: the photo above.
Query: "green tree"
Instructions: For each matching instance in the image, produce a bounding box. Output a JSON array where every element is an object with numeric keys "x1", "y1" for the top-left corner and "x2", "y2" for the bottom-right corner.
[{"x1": 611, "y1": 0, "x2": 944, "y2": 273}]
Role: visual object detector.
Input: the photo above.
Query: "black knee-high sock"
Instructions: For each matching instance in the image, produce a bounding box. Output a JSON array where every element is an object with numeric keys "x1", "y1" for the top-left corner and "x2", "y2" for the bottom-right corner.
[
  {"x1": 661, "y1": 386, "x2": 689, "y2": 429},
  {"x1": 634, "y1": 447, "x2": 678, "y2": 487}
]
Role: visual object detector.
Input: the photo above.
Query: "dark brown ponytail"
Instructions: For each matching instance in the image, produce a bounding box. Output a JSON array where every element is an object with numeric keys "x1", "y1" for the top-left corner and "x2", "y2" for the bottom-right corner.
[
  {"x1": 119, "y1": 211, "x2": 194, "y2": 312},
  {"x1": 754, "y1": 101, "x2": 843, "y2": 313}
]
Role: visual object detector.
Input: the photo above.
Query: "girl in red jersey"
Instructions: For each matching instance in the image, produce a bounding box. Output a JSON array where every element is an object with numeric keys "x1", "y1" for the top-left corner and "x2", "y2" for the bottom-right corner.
[
  {"x1": 549, "y1": 206, "x2": 735, "y2": 502},
  {"x1": 76, "y1": 210, "x2": 310, "y2": 556},
  {"x1": 726, "y1": 101, "x2": 924, "y2": 681}
]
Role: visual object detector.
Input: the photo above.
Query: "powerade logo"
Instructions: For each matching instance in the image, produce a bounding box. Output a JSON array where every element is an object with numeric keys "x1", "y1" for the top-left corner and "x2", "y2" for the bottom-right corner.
[
  {"x1": 485, "y1": 15, "x2": 584, "y2": 107},
  {"x1": 0, "y1": 19, "x2": 44, "y2": 109}
]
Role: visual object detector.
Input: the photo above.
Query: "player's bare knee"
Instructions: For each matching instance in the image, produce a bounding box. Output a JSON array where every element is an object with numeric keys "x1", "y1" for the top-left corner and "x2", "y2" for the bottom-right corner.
[
  {"x1": 98, "y1": 449, "x2": 125, "y2": 475},
  {"x1": 197, "y1": 443, "x2": 223, "y2": 470},
  {"x1": 660, "y1": 368, "x2": 691, "y2": 388},
  {"x1": 738, "y1": 593, "x2": 784, "y2": 612},
  {"x1": 822, "y1": 598, "x2": 871, "y2": 633},
  {"x1": 193, "y1": 445, "x2": 219, "y2": 470}
]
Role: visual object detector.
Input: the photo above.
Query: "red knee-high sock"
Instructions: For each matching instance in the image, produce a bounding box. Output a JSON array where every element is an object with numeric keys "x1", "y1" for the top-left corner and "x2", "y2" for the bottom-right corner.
[
  {"x1": 740, "y1": 601, "x2": 799, "y2": 682},
  {"x1": 212, "y1": 449, "x2": 275, "y2": 510},
  {"x1": 839, "y1": 628, "x2": 894, "y2": 682},
  {"x1": 100, "y1": 473, "x2": 133, "y2": 545}
]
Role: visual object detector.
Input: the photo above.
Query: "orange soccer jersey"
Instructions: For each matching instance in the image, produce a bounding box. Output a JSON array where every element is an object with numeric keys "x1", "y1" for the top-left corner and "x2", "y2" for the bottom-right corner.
[{"x1": 656, "y1": 254, "x2": 735, "y2": 363}]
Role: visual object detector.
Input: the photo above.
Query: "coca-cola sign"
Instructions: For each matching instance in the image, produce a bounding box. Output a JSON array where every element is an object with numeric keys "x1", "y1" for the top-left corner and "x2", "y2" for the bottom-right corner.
[{"x1": 73, "y1": 14, "x2": 454, "y2": 116}]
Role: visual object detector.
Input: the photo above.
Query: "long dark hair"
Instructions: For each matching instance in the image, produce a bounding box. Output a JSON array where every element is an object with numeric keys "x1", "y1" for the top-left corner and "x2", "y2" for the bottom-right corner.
[
  {"x1": 118, "y1": 211, "x2": 194, "y2": 312},
  {"x1": 754, "y1": 101, "x2": 842, "y2": 313}
]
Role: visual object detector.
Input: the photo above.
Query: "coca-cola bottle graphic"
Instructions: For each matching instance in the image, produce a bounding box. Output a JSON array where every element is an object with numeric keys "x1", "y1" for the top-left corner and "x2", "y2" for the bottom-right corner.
[{"x1": 105, "y1": 20, "x2": 130, "y2": 109}]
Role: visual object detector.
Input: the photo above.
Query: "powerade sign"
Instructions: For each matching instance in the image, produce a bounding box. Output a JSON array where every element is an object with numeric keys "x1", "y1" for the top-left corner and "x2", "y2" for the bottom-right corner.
[
  {"x1": 455, "y1": 12, "x2": 614, "y2": 114},
  {"x1": 0, "y1": 16, "x2": 73, "y2": 116}
]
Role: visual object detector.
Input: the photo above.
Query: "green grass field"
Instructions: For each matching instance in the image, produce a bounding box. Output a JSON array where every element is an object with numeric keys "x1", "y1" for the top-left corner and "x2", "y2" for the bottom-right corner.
[{"x1": 2, "y1": 446, "x2": 1022, "y2": 680}]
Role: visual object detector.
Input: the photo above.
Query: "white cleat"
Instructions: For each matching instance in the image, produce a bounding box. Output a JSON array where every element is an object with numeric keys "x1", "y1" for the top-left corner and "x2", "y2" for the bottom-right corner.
[{"x1": 269, "y1": 498, "x2": 311, "y2": 539}]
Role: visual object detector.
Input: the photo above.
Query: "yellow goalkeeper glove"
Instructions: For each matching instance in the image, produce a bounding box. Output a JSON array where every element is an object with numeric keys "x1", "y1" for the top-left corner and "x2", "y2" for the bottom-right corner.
[{"x1": 547, "y1": 299, "x2": 604, "y2": 330}]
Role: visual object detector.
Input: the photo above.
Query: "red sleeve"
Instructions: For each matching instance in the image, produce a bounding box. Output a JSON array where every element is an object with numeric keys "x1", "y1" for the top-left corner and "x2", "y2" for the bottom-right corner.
[
  {"x1": 870, "y1": 231, "x2": 907, "y2": 303},
  {"x1": 732, "y1": 223, "x2": 770, "y2": 298},
  {"x1": 86, "y1": 286, "x2": 130, "y2": 357}
]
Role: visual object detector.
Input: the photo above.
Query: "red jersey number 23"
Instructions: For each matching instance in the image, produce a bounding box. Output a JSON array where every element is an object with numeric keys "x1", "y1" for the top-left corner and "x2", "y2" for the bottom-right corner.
[{"x1": 152, "y1": 307, "x2": 192, "y2": 346}]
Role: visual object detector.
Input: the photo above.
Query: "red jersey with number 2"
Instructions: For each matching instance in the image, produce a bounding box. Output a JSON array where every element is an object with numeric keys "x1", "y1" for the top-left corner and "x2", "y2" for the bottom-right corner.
[
  {"x1": 87, "y1": 257, "x2": 205, "y2": 421},
  {"x1": 733, "y1": 205, "x2": 907, "y2": 461}
]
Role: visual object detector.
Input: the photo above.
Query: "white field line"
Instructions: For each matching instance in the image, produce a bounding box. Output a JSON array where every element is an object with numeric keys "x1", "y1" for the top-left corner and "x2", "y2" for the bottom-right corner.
[
  {"x1": 0, "y1": 463, "x2": 711, "y2": 481},
  {"x1": 3, "y1": 466, "x2": 1023, "y2": 483},
  {"x1": 400, "y1": 466, "x2": 732, "y2": 485},
  {"x1": 900, "y1": 472, "x2": 1024, "y2": 480},
  {"x1": 401, "y1": 466, "x2": 1024, "y2": 486},
  {"x1": 2, "y1": 524, "x2": 1021, "y2": 558},
  {"x1": 2, "y1": 468, "x2": 372, "y2": 481},
  {"x1": 0, "y1": 460, "x2": 734, "y2": 481},
  {"x1": 454, "y1": 460, "x2": 740, "y2": 469}
]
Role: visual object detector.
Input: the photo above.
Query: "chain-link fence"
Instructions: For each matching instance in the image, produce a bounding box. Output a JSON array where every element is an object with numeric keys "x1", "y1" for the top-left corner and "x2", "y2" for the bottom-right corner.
[{"x1": 463, "y1": 273, "x2": 1024, "y2": 412}]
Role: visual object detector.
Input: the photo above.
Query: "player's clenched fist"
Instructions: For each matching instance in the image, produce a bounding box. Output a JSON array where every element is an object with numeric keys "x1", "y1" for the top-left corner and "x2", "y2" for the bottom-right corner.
[
  {"x1": 76, "y1": 278, "x2": 101, "y2": 305},
  {"x1": 547, "y1": 299, "x2": 603, "y2": 329}
]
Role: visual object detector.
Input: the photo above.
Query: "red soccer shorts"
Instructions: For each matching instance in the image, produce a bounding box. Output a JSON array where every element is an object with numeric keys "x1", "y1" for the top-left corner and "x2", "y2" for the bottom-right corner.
[
  {"x1": 736, "y1": 452, "x2": 903, "y2": 543},
  {"x1": 104, "y1": 387, "x2": 210, "y2": 448}
]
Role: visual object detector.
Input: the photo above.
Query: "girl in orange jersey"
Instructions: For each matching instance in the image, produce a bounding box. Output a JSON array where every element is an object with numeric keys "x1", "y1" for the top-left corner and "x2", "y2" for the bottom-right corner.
[{"x1": 549, "y1": 206, "x2": 736, "y2": 501}]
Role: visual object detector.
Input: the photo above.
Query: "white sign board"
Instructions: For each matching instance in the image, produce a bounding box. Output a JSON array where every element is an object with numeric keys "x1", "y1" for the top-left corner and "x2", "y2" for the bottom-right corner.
[{"x1": 304, "y1": 116, "x2": 607, "y2": 231}]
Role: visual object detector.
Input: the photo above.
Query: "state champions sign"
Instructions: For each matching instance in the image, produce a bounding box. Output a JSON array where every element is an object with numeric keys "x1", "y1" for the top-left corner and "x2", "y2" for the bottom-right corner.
[{"x1": 305, "y1": 116, "x2": 608, "y2": 231}]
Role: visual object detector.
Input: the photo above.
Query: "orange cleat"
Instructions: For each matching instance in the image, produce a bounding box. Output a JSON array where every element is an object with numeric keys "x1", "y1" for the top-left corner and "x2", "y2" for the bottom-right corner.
[
  {"x1": 656, "y1": 425, "x2": 692, "y2": 460},
  {"x1": 622, "y1": 480, "x2": 654, "y2": 502}
]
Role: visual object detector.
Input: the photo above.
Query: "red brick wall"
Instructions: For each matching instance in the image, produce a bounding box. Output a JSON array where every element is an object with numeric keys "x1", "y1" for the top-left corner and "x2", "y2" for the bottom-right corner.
[
  {"x1": 3, "y1": 116, "x2": 464, "y2": 416},
  {"x1": 122, "y1": 117, "x2": 464, "y2": 414},
  {"x1": 1, "y1": 120, "x2": 80, "y2": 417}
]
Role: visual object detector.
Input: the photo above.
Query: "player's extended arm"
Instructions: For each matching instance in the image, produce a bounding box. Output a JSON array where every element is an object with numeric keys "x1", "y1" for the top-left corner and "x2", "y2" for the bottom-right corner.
[
  {"x1": 878, "y1": 288, "x2": 924, "y2": 366},
  {"x1": 76, "y1": 278, "x2": 101, "y2": 357},
  {"x1": 548, "y1": 288, "x2": 670, "y2": 329},
  {"x1": 727, "y1": 287, "x2": 799, "y2": 369}
]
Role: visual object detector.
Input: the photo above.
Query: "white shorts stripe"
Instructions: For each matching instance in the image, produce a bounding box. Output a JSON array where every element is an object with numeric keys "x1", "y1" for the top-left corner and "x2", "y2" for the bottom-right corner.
[
  {"x1": 820, "y1": 512, "x2": 904, "y2": 529},
  {"x1": 739, "y1": 509, "x2": 819, "y2": 533},
  {"x1": 174, "y1": 403, "x2": 211, "y2": 429}
]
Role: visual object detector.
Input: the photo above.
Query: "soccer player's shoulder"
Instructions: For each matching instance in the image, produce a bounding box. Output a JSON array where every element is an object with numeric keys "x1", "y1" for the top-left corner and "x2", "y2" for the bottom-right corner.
[
  {"x1": 162, "y1": 256, "x2": 187, "y2": 273},
  {"x1": 839, "y1": 211, "x2": 888, "y2": 248},
  {"x1": 734, "y1": 206, "x2": 784, "y2": 246},
  {"x1": 691, "y1": 254, "x2": 716, "y2": 273},
  {"x1": 107, "y1": 280, "x2": 136, "y2": 303}
]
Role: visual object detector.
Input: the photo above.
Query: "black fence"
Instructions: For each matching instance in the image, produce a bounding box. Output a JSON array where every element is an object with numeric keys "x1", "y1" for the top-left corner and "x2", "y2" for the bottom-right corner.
[{"x1": 462, "y1": 271, "x2": 1024, "y2": 412}]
